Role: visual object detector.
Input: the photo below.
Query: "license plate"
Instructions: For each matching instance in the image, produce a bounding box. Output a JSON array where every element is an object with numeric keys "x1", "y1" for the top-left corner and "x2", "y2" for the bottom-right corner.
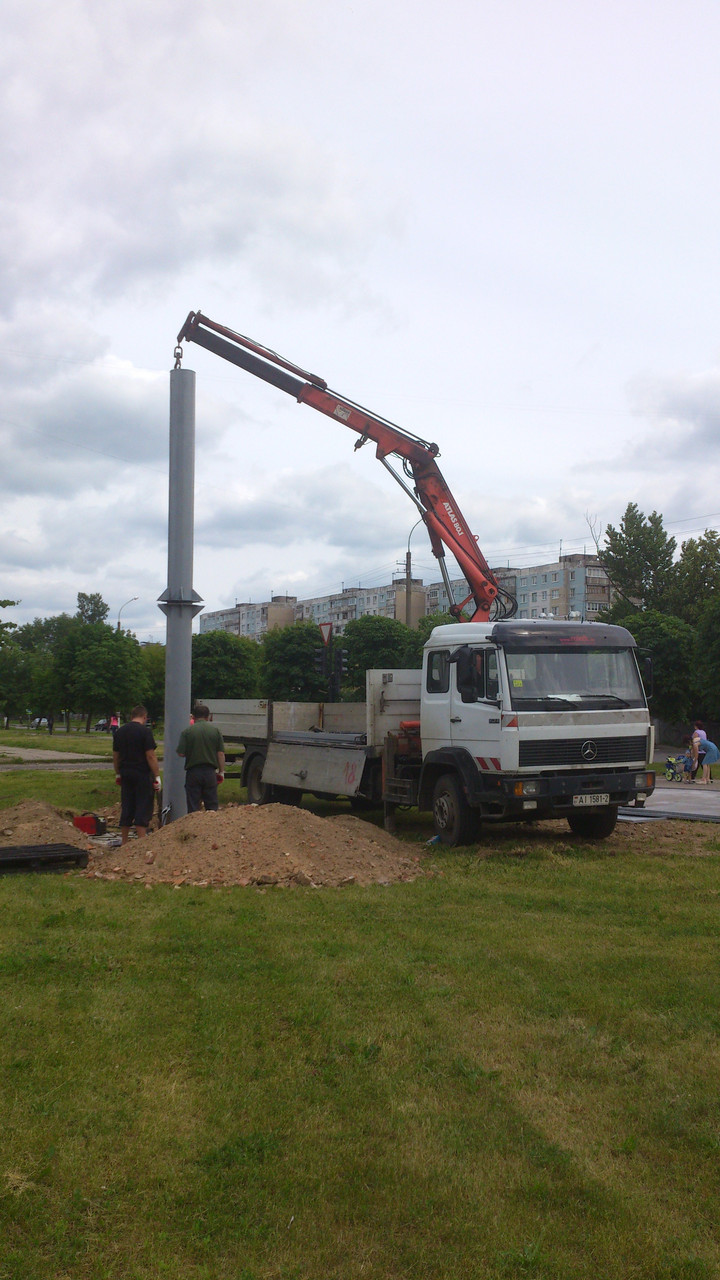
[{"x1": 573, "y1": 793, "x2": 610, "y2": 807}]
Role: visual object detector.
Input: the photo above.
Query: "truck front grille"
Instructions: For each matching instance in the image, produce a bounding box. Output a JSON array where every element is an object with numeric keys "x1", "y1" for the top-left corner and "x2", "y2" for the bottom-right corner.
[{"x1": 519, "y1": 735, "x2": 647, "y2": 768}]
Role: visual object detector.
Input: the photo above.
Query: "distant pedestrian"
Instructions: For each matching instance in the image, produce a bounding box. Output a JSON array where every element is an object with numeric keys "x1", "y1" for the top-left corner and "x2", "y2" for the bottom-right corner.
[
  {"x1": 113, "y1": 705, "x2": 161, "y2": 844},
  {"x1": 177, "y1": 703, "x2": 225, "y2": 813},
  {"x1": 696, "y1": 738, "x2": 719, "y2": 784},
  {"x1": 110, "y1": 713, "x2": 119, "y2": 745},
  {"x1": 692, "y1": 723, "x2": 709, "y2": 779}
]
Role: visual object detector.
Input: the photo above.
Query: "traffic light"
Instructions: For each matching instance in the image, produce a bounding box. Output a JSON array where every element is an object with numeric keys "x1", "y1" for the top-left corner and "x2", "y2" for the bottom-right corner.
[
  {"x1": 334, "y1": 648, "x2": 349, "y2": 689},
  {"x1": 313, "y1": 647, "x2": 327, "y2": 676}
]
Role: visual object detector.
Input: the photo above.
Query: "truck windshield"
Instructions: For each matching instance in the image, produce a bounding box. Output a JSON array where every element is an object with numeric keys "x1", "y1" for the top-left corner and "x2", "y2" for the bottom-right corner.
[{"x1": 504, "y1": 647, "x2": 646, "y2": 711}]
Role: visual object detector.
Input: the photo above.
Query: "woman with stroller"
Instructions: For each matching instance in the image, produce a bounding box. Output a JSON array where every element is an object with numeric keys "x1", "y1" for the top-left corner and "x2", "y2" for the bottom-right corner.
[
  {"x1": 692, "y1": 721, "x2": 708, "y2": 780},
  {"x1": 695, "y1": 735, "x2": 719, "y2": 784}
]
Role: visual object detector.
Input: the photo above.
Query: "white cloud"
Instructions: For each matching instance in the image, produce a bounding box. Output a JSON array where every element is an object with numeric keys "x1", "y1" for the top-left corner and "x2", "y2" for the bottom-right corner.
[{"x1": 1, "y1": 0, "x2": 720, "y2": 642}]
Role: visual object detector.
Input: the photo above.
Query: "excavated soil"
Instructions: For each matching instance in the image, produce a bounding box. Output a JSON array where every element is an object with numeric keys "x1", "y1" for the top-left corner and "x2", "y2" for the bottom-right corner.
[
  {"x1": 86, "y1": 803, "x2": 426, "y2": 888},
  {"x1": 0, "y1": 799, "x2": 95, "y2": 851},
  {"x1": 0, "y1": 800, "x2": 717, "y2": 889}
]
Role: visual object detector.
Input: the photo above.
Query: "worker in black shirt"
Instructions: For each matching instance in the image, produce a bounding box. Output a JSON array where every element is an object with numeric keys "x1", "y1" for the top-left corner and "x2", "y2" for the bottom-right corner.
[{"x1": 113, "y1": 705, "x2": 161, "y2": 844}]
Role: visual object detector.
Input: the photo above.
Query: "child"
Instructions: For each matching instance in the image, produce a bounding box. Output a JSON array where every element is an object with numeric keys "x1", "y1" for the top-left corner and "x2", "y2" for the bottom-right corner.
[{"x1": 679, "y1": 735, "x2": 695, "y2": 783}]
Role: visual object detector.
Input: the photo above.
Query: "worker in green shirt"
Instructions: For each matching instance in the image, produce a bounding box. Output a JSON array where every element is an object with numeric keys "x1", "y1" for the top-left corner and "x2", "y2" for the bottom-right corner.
[{"x1": 177, "y1": 703, "x2": 226, "y2": 812}]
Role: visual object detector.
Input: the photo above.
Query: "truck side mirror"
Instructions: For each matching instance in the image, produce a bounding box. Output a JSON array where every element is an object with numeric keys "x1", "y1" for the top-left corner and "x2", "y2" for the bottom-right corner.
[
  {"x1": 449, "y1": 645, "x2": 478, "y2": 702},
  {"x1": 640, "y1": 653, "x2": 653, "y2": 697},
  {"x1": 458, "y1": 651, "x2": 478, "y2": 703},
  {"x1": 448, "y1": 645, "x2": 481, "y2": 706}
]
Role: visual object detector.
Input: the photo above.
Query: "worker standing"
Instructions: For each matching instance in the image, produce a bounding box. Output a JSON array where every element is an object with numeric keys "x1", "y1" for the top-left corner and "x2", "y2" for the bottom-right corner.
[
  {"x1": 113, "y1": 705, "x2": 161, "y2": 844},
  {"x1": 177, "y1": 703, "x2": 226, "y2": 813}
]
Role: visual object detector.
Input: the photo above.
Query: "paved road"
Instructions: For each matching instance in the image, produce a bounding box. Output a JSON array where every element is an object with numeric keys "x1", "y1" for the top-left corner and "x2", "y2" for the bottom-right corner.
[{"x1": 621, "y1": 773, "x2": 720, "y2": 824}]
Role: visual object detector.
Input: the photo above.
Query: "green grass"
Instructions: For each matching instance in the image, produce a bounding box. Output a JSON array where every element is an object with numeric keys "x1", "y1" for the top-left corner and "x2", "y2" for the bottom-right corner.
[
  {"x1": 0, "y1": 730, "x2": 115, "y2": 758},
  {"x1": 0, "y1": 770, "x2": 121, "y2": 814},
  {"x1": 0, "y1": 729, "x2": 167, "y2": 760},
  {"x1": 2, "y1": 805, "x2": 720, "y2": 1277}
]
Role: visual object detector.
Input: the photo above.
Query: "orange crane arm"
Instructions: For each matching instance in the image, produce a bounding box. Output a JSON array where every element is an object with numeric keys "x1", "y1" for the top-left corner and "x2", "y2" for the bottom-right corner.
[{"x1": 176, "y1": 311, "x2": 516, "y2": 621}]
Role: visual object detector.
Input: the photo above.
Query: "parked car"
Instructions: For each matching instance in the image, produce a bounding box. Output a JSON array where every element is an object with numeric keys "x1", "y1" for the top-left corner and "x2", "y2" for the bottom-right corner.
[{"x1": 31, "y1": 717, "x2": 48, "y2": 729}]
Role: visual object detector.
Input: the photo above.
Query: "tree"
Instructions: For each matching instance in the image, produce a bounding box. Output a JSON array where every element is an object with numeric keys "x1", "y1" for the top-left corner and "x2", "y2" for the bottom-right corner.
[
  {"x1": 11, "y1": 615, "x2": 75, "y2": 727},
  {"x1": 14, "y1": 614, "x2": 74, "y2": 653},
  {"x1": 139, "y1": 643, "x2": 166, "y2": 722},
  {"x1": 0, "y1": 600, "x2": 18, "y2": 645},
  {"x1": 600, "y1": 504, "x2": 676, "y2": 612},
  {"x1": 260, "y1": 623, "x2": 328, "y2": 701},
  {"x1": 664, "y1": 530, "x2": 720, "y2": 627},
  {"x1": 54, "y1": 621, "x2": 145, "y2": 730},
  {"x1": 621, "y1": 610, "x2": 697, "y2": 724},
  {"x1": 342, "y1": 616, "x2": 413, "y2": 697},
  {"x1": 76, "y1": 592, "x2": 110, "y2": 625},
  {"x1": 0, "y1": 641, "x2": 33, "y2": 726},
  {"x1": 693, "y1": 595, "x2": 720, "y2": 721},
  {"x1": 401, "y1": 612, "x2": 459, "y2": 669},
  {"x1": 191, "y1": 631, "x2": 258, "y2": 701}
]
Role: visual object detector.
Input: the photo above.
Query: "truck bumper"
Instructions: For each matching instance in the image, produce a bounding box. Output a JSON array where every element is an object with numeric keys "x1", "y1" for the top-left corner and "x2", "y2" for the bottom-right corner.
[{"x1": 472, "y1": 769, "x2": 656, "y2": 819}]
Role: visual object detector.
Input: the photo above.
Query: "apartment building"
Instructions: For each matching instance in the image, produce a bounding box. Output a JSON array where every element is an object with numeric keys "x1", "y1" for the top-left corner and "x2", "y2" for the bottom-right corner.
[
  {"x1": 198, "y1": 557, "x2": 613, "y2": 641},
  {"x1": 295, "y1": 577, "x2": 426, "y2": 635},
  {"x1": 198, "y1": 594, "x2": 297, "y2": 639},
  {"x1": 424, "y1": 567, "x2": 519, "y2": 617},
  {"x1": 514, "y1": 554, "x2": 613, "y2": 619},
  {"x1": 200, "y1": 580, "x2": 425, "y2": 641}
]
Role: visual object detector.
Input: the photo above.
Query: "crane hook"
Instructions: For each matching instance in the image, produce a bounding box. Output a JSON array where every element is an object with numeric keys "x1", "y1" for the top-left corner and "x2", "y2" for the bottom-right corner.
[{"x1": 173, "y1": 345, "x2": 184, "y2": 370}]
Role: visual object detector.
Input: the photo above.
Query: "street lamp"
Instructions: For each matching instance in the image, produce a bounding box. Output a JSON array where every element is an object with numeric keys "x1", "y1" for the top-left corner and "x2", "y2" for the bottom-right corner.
[
  {"x1": 117, "y1": 596, "x2": 139, "y2": 631},
  {"x1": 405, "y1": 518, "x2": 424, "y2": 626}
]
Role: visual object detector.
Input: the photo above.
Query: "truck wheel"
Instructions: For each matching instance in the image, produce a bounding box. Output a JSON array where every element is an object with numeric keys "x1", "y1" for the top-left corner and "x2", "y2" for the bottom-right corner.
[
  {"x1": 567, "y1": 806, "x2": 618, "y2": 839},
  {"x1": 432, "y1": 773, "x2": 477, "y2": 846},
  {"x1": 245, "y1": 755, "x2": 272, "y2": 805}
]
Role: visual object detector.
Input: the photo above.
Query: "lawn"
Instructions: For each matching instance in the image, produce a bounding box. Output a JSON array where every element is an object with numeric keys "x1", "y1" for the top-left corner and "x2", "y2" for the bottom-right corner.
[
  {"x1": 0, "y1": 729, "x2": 117, "y2": 758},
  {"x1": 1, "y1": 781, "x2": 719, "y2": 1277}
]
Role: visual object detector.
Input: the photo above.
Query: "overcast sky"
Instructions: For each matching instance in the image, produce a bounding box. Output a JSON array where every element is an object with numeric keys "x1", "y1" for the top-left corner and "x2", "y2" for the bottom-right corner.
[{"x1": 3, "y1": 0, "x2": 720, "y2": 641}]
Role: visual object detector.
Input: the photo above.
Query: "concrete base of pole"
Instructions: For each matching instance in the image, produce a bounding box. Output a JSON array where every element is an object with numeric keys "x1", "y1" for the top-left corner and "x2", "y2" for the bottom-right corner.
[{"x1": 158, "y1": 601, "x2": 202, "y2": 821}]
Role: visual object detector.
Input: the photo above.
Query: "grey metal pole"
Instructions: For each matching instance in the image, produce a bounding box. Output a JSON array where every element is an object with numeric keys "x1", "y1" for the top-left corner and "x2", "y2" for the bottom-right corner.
[{"x1": 158, "y1": 367, "x2": 203, "y2": 822}]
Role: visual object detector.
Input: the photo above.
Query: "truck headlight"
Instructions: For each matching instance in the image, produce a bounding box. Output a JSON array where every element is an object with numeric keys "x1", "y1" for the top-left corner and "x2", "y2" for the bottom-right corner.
[
  {"x1": 514, "y1": 780, "x2": 539, "y2": 796},
  {"x1": 635, "y1": 773, "x2": 654, "y2": 789}
]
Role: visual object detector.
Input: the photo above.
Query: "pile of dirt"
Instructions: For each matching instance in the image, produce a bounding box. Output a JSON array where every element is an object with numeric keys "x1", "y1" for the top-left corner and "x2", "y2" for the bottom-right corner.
[
  {"x1": 85, "y1": 803, "x2": 426, "y2": 888},
  {"x1": 1, "y1": 799, "x2": 716, "y2": 888},
  {"x1": 0, "y1": 800, "x2": 93, "y2": 851}
]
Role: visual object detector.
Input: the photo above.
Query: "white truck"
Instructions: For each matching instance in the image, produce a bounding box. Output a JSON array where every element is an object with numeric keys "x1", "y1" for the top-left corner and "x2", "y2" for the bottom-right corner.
[{"x1": 207, "y1": 617, "x2": 655, "y2": 845}]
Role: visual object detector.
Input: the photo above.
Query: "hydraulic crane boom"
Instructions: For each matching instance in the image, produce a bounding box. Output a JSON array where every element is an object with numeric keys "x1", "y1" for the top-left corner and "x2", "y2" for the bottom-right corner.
[{"x1": 176, "y1": 311, "x2": 517, "y2": 622}]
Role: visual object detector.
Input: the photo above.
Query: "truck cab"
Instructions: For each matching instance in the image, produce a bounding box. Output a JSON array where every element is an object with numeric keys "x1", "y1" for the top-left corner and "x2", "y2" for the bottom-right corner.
[{"x1": 419, "y1": 620, "x2": 655, "y2": 844}]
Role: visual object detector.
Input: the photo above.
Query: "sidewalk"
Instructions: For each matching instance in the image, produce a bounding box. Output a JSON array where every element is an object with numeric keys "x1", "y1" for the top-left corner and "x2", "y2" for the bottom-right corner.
[
  {"x1": 621, "y1": 772, "x2": 720, "y2": 824},
  {"x1": 0, "y1": 743, "x2": 99, "y2": 763},
  {"x1": 0, "y1": 742, "x2": 104, "y2": 768}
]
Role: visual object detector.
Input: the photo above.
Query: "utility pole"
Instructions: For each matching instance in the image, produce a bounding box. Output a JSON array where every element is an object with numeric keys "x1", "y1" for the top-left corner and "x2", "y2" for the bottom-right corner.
[
  {"x1": 405, "y1": 518, "x2": 423, "y2": 629},
  {"x1": 158, "y1": 362, "x2": 203, "y2": 822}
]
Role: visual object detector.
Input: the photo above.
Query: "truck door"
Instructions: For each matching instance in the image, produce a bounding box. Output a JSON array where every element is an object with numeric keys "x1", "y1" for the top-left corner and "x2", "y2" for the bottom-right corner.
[{"x1": 450, "y1": 647, "x2": 502, "y2": 773}]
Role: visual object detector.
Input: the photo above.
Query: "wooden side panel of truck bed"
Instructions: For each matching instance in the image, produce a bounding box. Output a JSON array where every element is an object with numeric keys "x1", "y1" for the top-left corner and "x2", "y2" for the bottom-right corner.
[{"x1": 203, "y1": 699, "x2": 366, "y2": 742}]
